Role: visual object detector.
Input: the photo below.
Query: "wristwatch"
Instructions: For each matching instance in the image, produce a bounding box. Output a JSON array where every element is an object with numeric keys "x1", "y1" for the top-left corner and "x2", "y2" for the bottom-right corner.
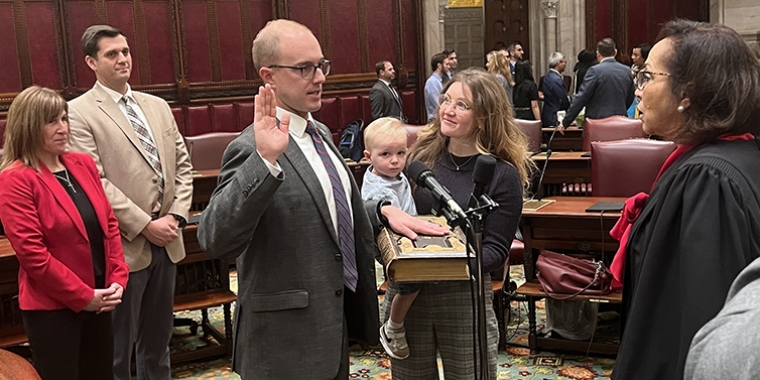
[{"x1": 171, "y1": 214, "x2": 187, "y2": 229}]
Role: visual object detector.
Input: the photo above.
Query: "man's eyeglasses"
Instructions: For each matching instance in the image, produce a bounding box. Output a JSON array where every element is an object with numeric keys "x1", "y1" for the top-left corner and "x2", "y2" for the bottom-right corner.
[
  {"x1": 635, "y1": 69, "x2": 671, "y2": 90},
  {"x1": 439, "y1": 94, "x2": 472, "y2": 113},
  {"x1": 268, "y1": 59, "x2": 331, "y2": 80}
]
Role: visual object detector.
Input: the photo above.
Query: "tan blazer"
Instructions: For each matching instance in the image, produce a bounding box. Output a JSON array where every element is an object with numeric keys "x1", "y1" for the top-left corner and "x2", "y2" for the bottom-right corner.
[{"x1": 68, "y1": 85, "x2": 193, "y2": 272}]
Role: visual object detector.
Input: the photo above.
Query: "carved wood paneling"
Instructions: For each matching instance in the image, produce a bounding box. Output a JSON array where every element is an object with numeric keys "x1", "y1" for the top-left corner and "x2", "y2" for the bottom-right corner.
[
  {"x1": 0, "y1": 0, "x2": 425, "y2": 116},
  {"x1": 484, "y1": 0, "x2": 530, "y2": 60}
]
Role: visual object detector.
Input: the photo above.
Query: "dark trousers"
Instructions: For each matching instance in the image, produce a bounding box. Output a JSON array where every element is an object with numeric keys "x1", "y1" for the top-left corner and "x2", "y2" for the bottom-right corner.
[
  {"x1": 22, "y1": 309, "x2": 114, "y2": 380},
  {"x1": 112, "y1": 244, "x2": 176, "y2": 380}
]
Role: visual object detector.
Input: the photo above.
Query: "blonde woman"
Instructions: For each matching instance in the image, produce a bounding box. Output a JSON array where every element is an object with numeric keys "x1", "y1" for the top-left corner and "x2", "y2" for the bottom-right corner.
[
  {"x1": 486, "y1": 50, "x2": 514, "y2": 105},
  {"x1": 0, "y1": 86, "x2": 128, "y2": 380},
  {"x1": 384, "y1": 68, "x2": 534, "y2": 379}
]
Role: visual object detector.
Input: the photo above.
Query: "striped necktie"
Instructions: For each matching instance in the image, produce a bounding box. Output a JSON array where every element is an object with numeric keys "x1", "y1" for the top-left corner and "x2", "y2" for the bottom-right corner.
[
  {"x1": 122, "y1": 95, "x2": 164, "y2": 206},
  {"x1": 305, "y1": 121, "x2": 358, "y2": 291}
]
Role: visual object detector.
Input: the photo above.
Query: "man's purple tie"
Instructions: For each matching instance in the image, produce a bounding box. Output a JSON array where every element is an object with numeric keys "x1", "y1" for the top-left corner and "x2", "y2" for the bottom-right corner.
[{"x1": 305, "y1": 121, "x2": 359, "y2": 291}]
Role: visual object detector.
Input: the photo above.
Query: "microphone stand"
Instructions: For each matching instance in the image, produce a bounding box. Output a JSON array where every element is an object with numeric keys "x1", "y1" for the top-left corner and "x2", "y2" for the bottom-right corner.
[
  {"x1": 464, "y1": 194, "x2": 498, "y2": 380},
  {"x1": 523, "y1": 127, "x2": 559, "y2": 210}
]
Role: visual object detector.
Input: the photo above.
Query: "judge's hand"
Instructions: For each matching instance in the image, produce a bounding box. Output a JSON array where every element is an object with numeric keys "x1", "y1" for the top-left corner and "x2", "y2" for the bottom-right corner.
[
  {"x1": 141, "y1": 215, "x2": 179, "y2": 247},
  {"x1": 254, "y1": 84, "x2": 290, "y2": 165},
  {"x1": 381, "y1": 205, "x2": 449, "y2": 240},
  {"x1": 556, "y1": 124, "x2": 566, "y2": 136},
  {"x1": 84, "y1": 285, "x2": 122, "y2": 313}
]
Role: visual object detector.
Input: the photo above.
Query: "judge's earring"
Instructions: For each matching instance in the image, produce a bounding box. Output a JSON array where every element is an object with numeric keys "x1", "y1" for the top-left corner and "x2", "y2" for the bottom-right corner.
[{"x1": 677, "y1": 105, "x2": 685, "y2": 113}]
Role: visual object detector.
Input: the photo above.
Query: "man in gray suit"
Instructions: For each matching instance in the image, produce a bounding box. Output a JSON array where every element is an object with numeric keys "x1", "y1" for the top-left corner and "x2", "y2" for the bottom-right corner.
[
  {"x1": 197, "y1": 20, "x2": 446, "y2": 379},
  {"x1": 369, "y1": 61, "x2": 404, "y2": 121},
  {"x1": 559, "y1": 38, "x2": 635, "y2": 133}
]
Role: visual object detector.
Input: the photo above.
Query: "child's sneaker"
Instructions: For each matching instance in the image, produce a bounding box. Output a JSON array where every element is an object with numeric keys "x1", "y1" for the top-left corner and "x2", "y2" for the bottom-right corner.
[{"x1": 379, "y1": 321, "x2": 410, "y2": 359}]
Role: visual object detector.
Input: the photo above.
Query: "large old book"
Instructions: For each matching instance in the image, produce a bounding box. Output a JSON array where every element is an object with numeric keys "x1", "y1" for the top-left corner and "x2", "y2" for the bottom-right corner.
[{"x1": 376, "y1": 216, "x2": 471, "y2": 283}]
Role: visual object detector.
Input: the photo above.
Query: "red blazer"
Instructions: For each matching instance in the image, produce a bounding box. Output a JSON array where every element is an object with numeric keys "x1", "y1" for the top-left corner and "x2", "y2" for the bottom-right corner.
[{"x1": 0, "y1": 152, "x2": 129, "y2": 312}]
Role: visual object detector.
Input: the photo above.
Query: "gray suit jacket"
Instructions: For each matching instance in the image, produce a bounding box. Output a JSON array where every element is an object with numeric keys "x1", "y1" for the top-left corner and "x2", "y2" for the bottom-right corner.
[
  {"x1": 369, "y1": 80, "x2": 404, "y2": 121},
  {"x1": 562, "y1": 58, "x2": 635, "y2": 127},
  {"x1": 68, "y1": 85, "x2": 194, "y2": 272},
  {"x1": 197, "y1": 121, "x2": 380, "y2": 379}
]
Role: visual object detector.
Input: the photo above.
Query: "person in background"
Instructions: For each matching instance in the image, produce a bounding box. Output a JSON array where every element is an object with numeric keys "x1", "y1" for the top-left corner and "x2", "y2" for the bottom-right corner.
[
  {"x1": 506, "y1": 41, "x2": 524, "y2": 76},
  {"x1": 559, "y1": 38, "x2": 634, "y2": 133},
  {"x1": 485, "y1": 50, "x2": 515, "y2": 105},
  {"x1": 610, "y1": 19, "x2": 760, "y2": 380},
  {"x1": 628, "y1": 43, "x2": 651, "y2": 118},
  {"x1": 424, "y1": 52, "x2": 448, "y2": 122},
  {"x1": 573, "y1": 48, "x2": 597, "y2": 94},
  {"x1": 444, "y1": 49, "x2": 458, "y2": 79},
  {"x1": 369, "y1": 60, "x2": 404, "y2": 121},
  {"x1": 385, "y1": 68, "x2": 533, "y2": 379},
  {"x1": 541, "y1": 52, "x2": 570, "y2": 127},
  {"x1": 67, "y1": 24, "x2": 194, "y2": 380},
  {"x1": 0, "y1": 86, "x2": 129, "y2": 380},
  {"x1": 360, "y1": 117, "x2": 417, "y2": 360},
  {"x1": 512, "y1": 60, "x2": 540, "y2": 121}
]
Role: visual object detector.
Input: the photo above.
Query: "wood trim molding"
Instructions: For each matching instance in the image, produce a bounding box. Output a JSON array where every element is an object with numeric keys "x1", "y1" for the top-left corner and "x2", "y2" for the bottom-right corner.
[
  {"x1": 12, "y1": 0, "x2": 32, "y2": 88},
  {"x1": 585, "y1": 0, "x2": 596, "y2": 49},
  {"x1": 239, "y1": 0, "x2": 254, "y2": 80},
  {"x1": 357, "y1": 0, "x2": 369, "y2": 73},
  {"x1": 392, "y1": 0, "x2": 403, "y2": 65},
  {"x1": 205, "y1": 0, "x2": 222, "y2": 82},
  {"x1": 319, "y1": 0, "x2": 332, "y2": 60},
  {"x1": 132, "y1": 0, "x2": 153, "y2": 84},
  {"x1": 274, "y1": 0, "x2": 288, "y2": 18},
  {"x1": 95, "y1": 0, "x2": 107, "y2": 24}
]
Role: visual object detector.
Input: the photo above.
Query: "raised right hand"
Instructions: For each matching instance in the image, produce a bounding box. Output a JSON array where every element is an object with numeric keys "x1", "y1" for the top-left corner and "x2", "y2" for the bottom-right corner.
[{"x1": 254, "y1": 84, "x2": 290, "y2": 165}]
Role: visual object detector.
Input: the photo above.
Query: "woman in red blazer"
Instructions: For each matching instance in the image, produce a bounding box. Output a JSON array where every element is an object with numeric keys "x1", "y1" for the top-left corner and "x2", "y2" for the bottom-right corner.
[{"x1": 0, "y1": 86, "x2": 129, "y2": 380}]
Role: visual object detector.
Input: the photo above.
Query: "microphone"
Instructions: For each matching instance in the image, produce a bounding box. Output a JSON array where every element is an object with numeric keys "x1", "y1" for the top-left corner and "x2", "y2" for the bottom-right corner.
[
  {"x1": 535, "y1": 127, "x2": 560, "y2": 201},
  {"x1": 408, "y1": 161, "x2": 468, "y2": 222},
  {"x1": 470, "y1": 155, "x2": 497, "y2": 208}
]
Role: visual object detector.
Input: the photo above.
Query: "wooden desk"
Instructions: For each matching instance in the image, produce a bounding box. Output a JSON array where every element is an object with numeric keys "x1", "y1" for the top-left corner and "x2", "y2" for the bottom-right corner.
[
  {"x1": 518, "y1": 196, "x2": 624, "y2": 355},
  {"x1": 530, "y1": 152, "x2": 591, "y2": 196},
  {"x1": 542, "y1": 126, "x2": 583, "y2": 151}
]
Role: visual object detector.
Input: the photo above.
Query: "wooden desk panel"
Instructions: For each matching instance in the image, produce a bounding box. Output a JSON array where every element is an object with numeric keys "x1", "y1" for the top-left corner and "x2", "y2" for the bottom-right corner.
[
  {"x1": 518, "y1": 196, "x2": 624, "y2": 355},
  {"x1": 530, "y1": 152, "x2": 591, "y2": 197},
  {"x1": 542, "y1": 127, "x2": 583, "y2": 151}
]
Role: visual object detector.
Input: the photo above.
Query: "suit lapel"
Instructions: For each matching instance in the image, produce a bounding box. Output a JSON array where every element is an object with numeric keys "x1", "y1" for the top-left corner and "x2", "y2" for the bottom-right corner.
[
  {"x1": 281, "y1": 132, "x2": 340, "y2": 245},
  {"x1": 61, "y1": 154, "x2": 110, "y2": 237},
  {"x1": 92, "y1": 86, "x2": 157, "y2": 171},
  {"x1": 38, "y1": 162, "x2": 88, "y2": 241}
]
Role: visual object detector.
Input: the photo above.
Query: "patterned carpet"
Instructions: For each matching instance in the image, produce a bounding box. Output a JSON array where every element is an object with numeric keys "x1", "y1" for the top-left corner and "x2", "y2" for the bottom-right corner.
[{"x1": 168, "y1": 264, "x2": 617, "y2": 379}]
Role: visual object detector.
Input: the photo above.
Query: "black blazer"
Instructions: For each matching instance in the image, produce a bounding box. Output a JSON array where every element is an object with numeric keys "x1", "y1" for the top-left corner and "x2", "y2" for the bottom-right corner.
[
  {"x1": 369, "y1": 80, "x2": 404, "y2": 121},
  {"x1": 541, "y1": 70, "x2": 570, "y2": 127},
  {"x1": 562, "y1": 58, "x2": 635, "y2": 127}
]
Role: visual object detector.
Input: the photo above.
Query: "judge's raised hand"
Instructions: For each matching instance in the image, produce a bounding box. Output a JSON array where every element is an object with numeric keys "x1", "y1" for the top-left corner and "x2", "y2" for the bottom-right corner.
[
  {"x1": 255, "y1": 84, "x2": 290, "y2": 165},
  {"x1": 381, "y1": 205, "x2": 449, "y2": 240}
]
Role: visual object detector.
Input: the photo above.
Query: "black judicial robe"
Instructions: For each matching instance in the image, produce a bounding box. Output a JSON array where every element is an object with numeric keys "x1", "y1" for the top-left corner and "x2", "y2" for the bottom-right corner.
[{"x1": 612, "y1": 138, "x2": 760, "y2": 380}]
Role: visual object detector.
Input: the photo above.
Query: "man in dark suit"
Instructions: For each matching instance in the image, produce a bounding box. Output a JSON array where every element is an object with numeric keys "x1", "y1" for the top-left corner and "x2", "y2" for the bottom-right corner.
[
  {"x1": 541, "y1": 52, "x2": 570, "y2": 127},
  {"x1": 369, "y1": 61, "x2": 404, "y2": 121},
  {"x1": 559, "y1": 38, "x2": 635, "y2": 133},
  {"x1": 507, "y1": 41, "x2": 524, "y2": 76},
  {"x1": 197, "y1": 20, "x2": 446, "y2": 380}
]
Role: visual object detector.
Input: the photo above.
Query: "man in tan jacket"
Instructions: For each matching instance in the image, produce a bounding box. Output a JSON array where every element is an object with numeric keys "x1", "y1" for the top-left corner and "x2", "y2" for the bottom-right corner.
[{"x1": 68, "y1": 25, "x2": 193, "y2": 380}]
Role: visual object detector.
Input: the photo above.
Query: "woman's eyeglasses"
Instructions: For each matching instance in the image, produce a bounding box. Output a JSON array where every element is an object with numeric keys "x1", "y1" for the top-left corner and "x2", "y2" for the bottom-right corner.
[
  {"x1": 439, "y1": 94, "x2": 472, "y2": 113},
  {"x1": 268, "y1": 59, "x2": 331, "y2": 80},
  {"x1": 636, "y1": 69, "x2": 671, "y2": 90}
]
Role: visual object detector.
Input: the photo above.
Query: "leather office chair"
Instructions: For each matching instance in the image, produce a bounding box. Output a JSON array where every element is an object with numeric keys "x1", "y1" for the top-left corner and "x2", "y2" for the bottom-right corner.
[
  {"x1": 184, "y1": 132, "x2": 240, "y2": 171},
  {"x1": 0, "y1": 349, "x2": 40, "y2": 380},
  {"x1": 591, "y1": 139, "x2": 676, "y2": 197},
  {"x1": 404, "y1": 125, "x2": 424, "y2": 148},
  {"x1": 582, "y1": 116, "x2": 647, "y2": 151},
  {"x1": 514, "y1": 119, "x2": 541, "y2": 153}
]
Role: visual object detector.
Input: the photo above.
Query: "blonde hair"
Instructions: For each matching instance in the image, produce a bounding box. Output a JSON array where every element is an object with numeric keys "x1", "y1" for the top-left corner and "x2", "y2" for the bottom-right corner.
[
  {"x1": 252, "y1": 19, "x2": 313, "y2": 71},
  {"x1": 486, "y1": 51, "x2": 514, "y2": 86},
  {"x1": 1, "y1": 86, "x2": 68, "y2": 171},
  {"x1": 363, "y1": 117, "x2": 408, "y2": 151},
  {"x1": 408, "y1": 68, "x2": 535, "y2": 194}
]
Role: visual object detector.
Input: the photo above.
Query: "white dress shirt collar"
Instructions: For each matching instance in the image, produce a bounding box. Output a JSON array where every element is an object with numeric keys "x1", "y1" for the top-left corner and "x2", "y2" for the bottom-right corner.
[{"x1": 96, "y1": 81, "x2": 135, "y2": 104}]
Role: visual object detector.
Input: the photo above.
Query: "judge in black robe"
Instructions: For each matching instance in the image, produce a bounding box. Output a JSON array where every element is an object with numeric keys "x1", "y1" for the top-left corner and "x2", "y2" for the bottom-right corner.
[{"x1": 611, "y1": 20, "x2": 760, "y2": 380}]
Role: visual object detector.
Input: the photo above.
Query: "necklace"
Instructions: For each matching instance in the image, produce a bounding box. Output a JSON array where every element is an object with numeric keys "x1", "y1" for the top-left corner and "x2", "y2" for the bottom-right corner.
[
  {"x1": 53, "y1": 168, "x2": 77, "y2": 194},
  {"x1": 447, "y1": 150, "x2": 476, "y2": 171}
]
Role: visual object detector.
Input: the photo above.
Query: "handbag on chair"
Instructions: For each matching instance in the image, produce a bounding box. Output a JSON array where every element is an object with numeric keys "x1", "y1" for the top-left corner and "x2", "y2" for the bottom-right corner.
[{"x1": 536, "y1": 250, "x2": 613, "y2": 299}]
